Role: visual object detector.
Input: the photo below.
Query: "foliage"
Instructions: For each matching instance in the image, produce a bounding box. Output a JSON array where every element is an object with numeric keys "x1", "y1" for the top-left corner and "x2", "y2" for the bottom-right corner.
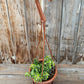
[{"x1": 25, "y1": 55, "x2": 55, "y2": 83}]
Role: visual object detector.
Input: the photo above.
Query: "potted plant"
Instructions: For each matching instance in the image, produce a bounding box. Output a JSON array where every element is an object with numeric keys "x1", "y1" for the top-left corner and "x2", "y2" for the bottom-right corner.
[
  {"x1": 25, "y1": 0, "x2": 57, "y2": 83},
  {"x1": 25, "y1": 55, "x2": 57, "y2": 84}
]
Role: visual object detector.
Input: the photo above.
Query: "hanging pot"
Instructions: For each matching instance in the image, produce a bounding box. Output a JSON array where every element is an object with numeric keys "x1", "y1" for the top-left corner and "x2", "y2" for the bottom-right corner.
[
  {"x1": 48, "y1": 0, "x2": 52, "y2": 2},
  {"x1": 29, "y1": 59, "x2": 57, "y2": 84}
]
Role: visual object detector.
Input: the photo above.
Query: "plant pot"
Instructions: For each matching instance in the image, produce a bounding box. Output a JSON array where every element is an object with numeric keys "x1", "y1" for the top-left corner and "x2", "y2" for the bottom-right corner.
[
  {"x1": 48, "y1": 0, "x2": 52, "y2": 2},
  {"x1": 29, "y1": 59, "x2": 57, "y2": 84}
]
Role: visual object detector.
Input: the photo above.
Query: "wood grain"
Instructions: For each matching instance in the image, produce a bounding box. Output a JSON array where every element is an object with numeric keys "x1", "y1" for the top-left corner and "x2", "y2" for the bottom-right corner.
[
  {"x1": 0, "y1": 0, "x2": 13, "y2": 63},
  {"x1": 7, "y1": 0, "x2": 29, "y2": 64},
  {"x1": 60, "y1": 0, "x2": 81, "y2": 63},
  {"x1": 1, "y1": 0, "x2": 84, "y2": 64},
  {"x1": 1, "y1": 64, "x2": 84, "y2": 75},
  {"x1": 0, "y1": 64, "x2": 84, "y2": 84},
  {"x1": 0, "y1": 75, "x2": 84, "y2": 84},
  {"x1": 0, "y1": 75, "x2": 32, "y2": 84},
  {"x1": 75, "y1": 0, "x2": 84, "y2": 64},
  {"x1": 44, "y1": 0, "x2": 62, "y2": 62},
  {"x1": 0, "y1": 64, "x2": 29, "y2": 74}
]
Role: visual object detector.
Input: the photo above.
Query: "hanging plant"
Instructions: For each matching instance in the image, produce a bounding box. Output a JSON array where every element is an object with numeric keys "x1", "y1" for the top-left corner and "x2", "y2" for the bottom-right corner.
[
  {"x1": 25, "y1": 55, "x2": 56, "y2": 83},
  {"x1": 25, "y1": 0, "x2": 57, "y2": 84}
]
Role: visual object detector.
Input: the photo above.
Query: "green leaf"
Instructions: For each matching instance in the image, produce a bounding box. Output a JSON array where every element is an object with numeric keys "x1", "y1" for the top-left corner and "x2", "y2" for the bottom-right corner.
[
  {"x1": 34, "y1": 59, "x2": 39, "y2": 64},
  {"x1": 42, "y1": 72, "x2": 49, "y2": 80},
  {"x1": 25, "y1": 72, "x2": 30, "y2": 77}
]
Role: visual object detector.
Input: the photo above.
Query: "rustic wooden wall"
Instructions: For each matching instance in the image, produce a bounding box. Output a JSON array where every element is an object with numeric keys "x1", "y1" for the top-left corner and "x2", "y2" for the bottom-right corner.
[
  {"x1": 44, "y1": 0, "x2": 84, "y2": 64},
  {"x1": 0, "y1": 0, "x2": 42, "y2": 64},
  {"x1": 0, "y1": 0, "x2": 13, "y2": 63},
  {"x1": 0, "y1": 0, "x2": 84, "y2": 64}
]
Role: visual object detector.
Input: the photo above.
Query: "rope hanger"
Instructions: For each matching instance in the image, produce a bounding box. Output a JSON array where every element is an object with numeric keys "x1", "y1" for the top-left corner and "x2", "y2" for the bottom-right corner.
[
  {"x1": 34, "y1": 0, "x2": 54, "y2": 76},
  {"x1": 34, "y1": 0, "x2": 53, "y2": 60}
]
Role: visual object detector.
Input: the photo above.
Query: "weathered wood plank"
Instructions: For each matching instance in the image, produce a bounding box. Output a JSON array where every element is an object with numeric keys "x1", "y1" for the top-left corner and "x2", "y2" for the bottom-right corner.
[
  {"x1": 55, "y1": 81, "x2": 84, "y2": 84},
  {"x1": 0, "y1": 64, "x2": 29, "y2": 74},
  {"x1": 60, "y1": 0, "x2": 81, "y2": 63},
  {"x1": 44, "y1": 0, "x2": 62, "y2": 62},
  {"x1": 24, "y1": 0, "x2": 31, "y2": 63},
  {"x1": 72, "y1": 0, "x2": 82, "y2": 64},
  {"x1": 1, "y1": 64, "x2": 84, "y2": 75},
  {"x1": 75, "y1": 0, "x2": 84, "y2": 64},
  {"x1": 0, "y1": 0, "x2": 13, "y2": 63},
  {"x1": 5, "y1": 0, "x2": 16, "y2": 64},
  {"x1": 7, "y1": 0, "x2": 29, "y2": 63},
  {"x1": 0, "y1": 75, "x2": 84, "y2": 84},
  {"x1": 0, "y1": 75, "x2": 32, "y2": 84},
  {"x1": 1, "y1": 64, "x2": 84, "y2": 84}
]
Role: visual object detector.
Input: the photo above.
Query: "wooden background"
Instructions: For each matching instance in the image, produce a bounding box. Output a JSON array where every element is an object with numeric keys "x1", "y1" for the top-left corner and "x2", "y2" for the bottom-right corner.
[
  {"x1": 1, "y1": 64, "x2": 84, "y2": 84},
  {"x1": 0, "y1": 0, "x2": 84, "y2": 64}
]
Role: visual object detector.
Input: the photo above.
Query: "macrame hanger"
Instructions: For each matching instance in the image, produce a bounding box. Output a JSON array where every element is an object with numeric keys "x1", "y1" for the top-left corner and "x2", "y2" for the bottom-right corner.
[
  {"x1": 34, "y1": 0, "x2": 54, "y2": 61},
  {"x1": 34, "y1": 0, "x2": 54, "y2": 77}
]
